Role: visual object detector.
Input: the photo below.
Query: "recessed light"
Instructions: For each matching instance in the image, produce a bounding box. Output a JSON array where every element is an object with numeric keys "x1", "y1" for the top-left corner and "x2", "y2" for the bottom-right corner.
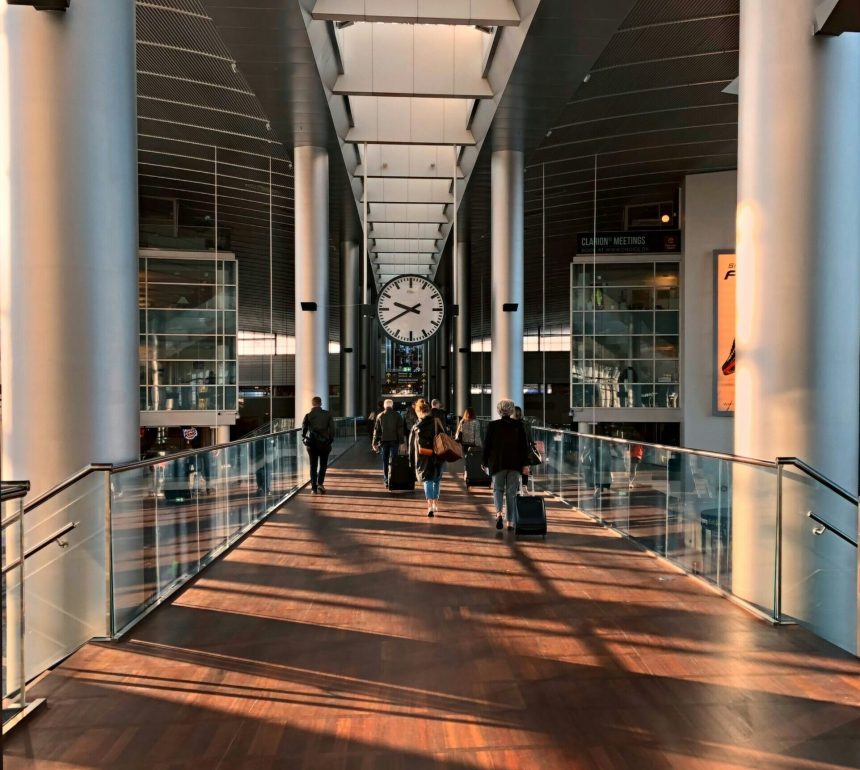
[
  {"x1": 661, "y1": 214, "x2": 671, "y2": 224},
  {"x1": 583, "y1": 73, "x2": 591, "y2": 83}
]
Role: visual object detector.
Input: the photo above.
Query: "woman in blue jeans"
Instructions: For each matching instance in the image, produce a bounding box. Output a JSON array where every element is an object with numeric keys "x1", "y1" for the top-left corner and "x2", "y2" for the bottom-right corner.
[
  {"x1": 481, "y1": 399, "x2": 531, "y2": 530},
  {"x1": 409, "y1": 398, "x2": 444, "y2": 517}
]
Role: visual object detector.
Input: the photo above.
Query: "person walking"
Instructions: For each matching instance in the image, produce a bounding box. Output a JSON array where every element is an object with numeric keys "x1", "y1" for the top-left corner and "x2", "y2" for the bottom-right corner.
[
  {"x1": 430, "y1": 399, "x2": 449, "y2": 434},
  {"x1": 455, "y1": 407, "x2": 482, "y2": 449},
  {"x1": 403, "y1": 402, "x2": 419, "y2": 434},
  {"x1": 409, "y1": 398, "x2": 444, "y2": 517},
  {"x1": 373, "y1": 398, "x2": 405, "y2": 488},
  {"x1": 482, "y1": 399, "x2": 530, "y2": 531},
  {"x1": 301, "y1": 396, "x2": 334, "y2": 494}
]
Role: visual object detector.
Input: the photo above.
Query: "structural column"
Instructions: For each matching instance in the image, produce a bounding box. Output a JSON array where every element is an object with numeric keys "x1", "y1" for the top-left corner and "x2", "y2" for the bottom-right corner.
[
  {"x1": 490, "y1": 150, "x2": 525, "y2": 409},
  {"x1": 340, "y1": 241, "x2": 360, "y2": 416},
  {"x1": 294, "y1": 145, "x2": 330, "y2": 420},
  {"x1": 0, "y1": 0, "x2": 139, "y2": 489},
  {"x1": 0, "y1": 0, "x2": 139, "y2": 668},
  {"x1": 454, "y1": 236, "x2": 471, "y2": 416},
  {"x1": 734, "y1": 0, "x2": 860, "y2": 652}
]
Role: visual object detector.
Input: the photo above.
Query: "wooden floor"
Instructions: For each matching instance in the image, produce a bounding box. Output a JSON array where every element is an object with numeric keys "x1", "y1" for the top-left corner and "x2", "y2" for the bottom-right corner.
[{"x1": 5, "y1": 444, "x2": 860, "y2": 769}]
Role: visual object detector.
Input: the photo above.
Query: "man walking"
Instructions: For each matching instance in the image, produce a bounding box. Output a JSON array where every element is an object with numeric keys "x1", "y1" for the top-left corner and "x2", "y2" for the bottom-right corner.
[
  {"x1": 301, "y1": 396, "x2": 334, "y2": 494},
  {"x1": 373, "y1": 398, "x2": 405, "y2": 488}
]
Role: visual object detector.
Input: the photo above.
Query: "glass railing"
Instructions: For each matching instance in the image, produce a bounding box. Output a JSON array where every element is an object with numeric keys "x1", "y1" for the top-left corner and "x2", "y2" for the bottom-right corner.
[
  {"x1": 478, "y1": 420, "x2": 858, "y2": 654},
  {"x1": 109, "y1": 418, "x2": 359, "y2": 635}
]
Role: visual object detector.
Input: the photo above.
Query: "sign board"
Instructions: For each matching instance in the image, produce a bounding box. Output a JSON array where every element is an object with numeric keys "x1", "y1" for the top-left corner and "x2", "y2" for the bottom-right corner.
[
  {"x1": 714, "y1": 251, "x2": 736, "y2": 414},
  {"x1": 576, "y1": 230, "x2": 681, "y2": 255},
  {"x1": 182, "y1": 427, "x2": 199, "y2": 441}
]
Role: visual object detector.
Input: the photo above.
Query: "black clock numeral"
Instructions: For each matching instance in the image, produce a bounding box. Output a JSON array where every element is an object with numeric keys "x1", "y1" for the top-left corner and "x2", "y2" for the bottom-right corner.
[
  {"x1": 380, "y1": 307, "x2": 389, "y2": 311},
  {"x1": 409, "y1": 331, "x2": 413, "y2": 341}
]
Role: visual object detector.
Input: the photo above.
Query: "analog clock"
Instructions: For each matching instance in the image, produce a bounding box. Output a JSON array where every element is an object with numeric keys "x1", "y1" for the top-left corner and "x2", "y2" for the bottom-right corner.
[{"x1": 376, "y1": 275, "x2": 445, "y2": 346}]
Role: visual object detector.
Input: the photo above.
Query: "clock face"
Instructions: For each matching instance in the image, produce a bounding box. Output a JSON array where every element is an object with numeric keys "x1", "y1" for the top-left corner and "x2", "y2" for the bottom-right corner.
[{"x1": 377, "y1": 275, "x2": 445, "y2": 346}]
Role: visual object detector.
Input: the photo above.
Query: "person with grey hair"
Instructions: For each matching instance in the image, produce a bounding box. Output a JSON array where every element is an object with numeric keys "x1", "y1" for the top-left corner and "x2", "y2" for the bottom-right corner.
[
  {"x1": 372, "y1": 398, "x2": 405, "y2": 488},
  {"x1": 481, "y1": 398, "x2": 531, "y2": 530}
]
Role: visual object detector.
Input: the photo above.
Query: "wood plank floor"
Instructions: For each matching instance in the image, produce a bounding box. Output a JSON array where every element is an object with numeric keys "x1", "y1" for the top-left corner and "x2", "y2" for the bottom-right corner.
[{"x1": 5, "y1": 443, "x2": 860, "y2": 769}]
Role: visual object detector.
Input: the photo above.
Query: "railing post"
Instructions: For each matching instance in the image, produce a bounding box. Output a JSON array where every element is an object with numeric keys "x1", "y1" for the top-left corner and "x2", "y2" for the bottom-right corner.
[
  {"x1": 774, "y1": 462, "x2": 784, "y2": 622},
  {"x1": 104, "y1": 470, "x2": 114, "y2": 637},
  {"x1": 16, "y1": 494, "x2": 26, "y2": 710}
]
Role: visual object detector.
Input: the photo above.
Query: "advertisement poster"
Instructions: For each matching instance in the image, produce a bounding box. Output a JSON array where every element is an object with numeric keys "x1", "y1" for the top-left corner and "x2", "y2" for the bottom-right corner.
[{"x1": 715, "y1": 251, "x2": 736, "y2": 414}]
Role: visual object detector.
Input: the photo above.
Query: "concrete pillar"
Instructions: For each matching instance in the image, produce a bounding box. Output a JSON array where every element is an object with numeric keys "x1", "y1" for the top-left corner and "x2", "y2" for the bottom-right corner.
[
  {"x1": 340, "y1": 241, "x2": 360, "y2": 416},
  {"x1": 491, "y1": 150, "x2": 524, "y2": 409},
  {"x1": 293, "y1": 146, "x2": 329, "y2": 420},
  {"x1": 734, "y1": 0, "x2": 860, "y2": 653},
  {"x1": 360, "y1": 315, "x2": 370, "y2": 416},
  {"x1": 455, "y1": 237, "x2": 471, "y2": 416},
  {"x1": 0, "y1": 0, "x2": 139, "y2": 672},
  {"x1": 437, "y1": 320, "x2": 450, "y2": 412}
]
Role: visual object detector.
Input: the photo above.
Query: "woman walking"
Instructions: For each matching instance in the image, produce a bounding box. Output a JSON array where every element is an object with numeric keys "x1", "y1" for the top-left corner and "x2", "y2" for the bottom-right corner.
[
  {"x1": 455, "y1": 407, "x2": 482, "y2": 449},
  {"x1": 482, "y1": 399, "x2": 531, "y2": 530},
  {"x1": 409, "y1": 398, "x2": 444, "y2": 517}
]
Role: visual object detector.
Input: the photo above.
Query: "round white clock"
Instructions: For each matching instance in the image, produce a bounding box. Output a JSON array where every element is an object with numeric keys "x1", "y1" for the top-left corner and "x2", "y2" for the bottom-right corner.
[{"x1": 376, "y1": 275, "x2": 445, "y2": 346}]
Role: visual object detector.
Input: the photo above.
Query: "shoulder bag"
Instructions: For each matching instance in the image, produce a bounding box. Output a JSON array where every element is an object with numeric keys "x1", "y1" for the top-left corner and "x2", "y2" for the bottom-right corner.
[{"x1": 433, "y1": 418, "x2": 463, "y2": 462}]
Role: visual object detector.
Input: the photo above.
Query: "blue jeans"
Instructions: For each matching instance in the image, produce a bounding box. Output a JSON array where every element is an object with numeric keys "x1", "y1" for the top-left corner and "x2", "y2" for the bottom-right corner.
[
  {"x1": 380, "y1": 441, "x2": 399, "y2": 482},
  {"x1": 492, "y1": 470, "x2": 521, "y2": 522},
  {"x1": 422, "y1": 465, "x2": 443, "y2": 500}
]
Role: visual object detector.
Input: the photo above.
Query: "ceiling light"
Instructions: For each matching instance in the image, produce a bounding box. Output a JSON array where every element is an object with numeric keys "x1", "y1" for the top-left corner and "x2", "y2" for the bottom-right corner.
[
  {"x1": 660, "y1": 214, "x2": 671, "y2": 224},
  {"x1": 583, "y1": 73, "x2": 591, "y2": 83}
]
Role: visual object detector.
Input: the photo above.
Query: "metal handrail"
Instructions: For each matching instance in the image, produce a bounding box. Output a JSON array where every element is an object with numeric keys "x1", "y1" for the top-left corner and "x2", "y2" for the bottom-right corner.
[
  {"x1": 1, "y1": 481, "x2": 30, "y2": 503},
  {"x1": 777, "y1": 457, "x2": 859, "y2": 505},
  {"x1": 806, "y1": 511, "x2": 858, "y2": 548},
  {"x1": 113, "y1": 427, "x2": 301, "y2": 471},
  {"x1": 484, "y1": 420, "x2": 777, "y2": 469},
  {"x1": 2, "y1": 521, "x2": 79, "y2": 576},
  {"x1": 22, "y1": 464, "x2": 112, "y2": 514}
]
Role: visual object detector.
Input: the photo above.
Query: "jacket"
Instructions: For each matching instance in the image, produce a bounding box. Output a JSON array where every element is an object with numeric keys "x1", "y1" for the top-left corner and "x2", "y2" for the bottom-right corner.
[
  {"x1": 430, "y1": 407, "x2": 449, "y2": 434},
  {"x1": 373, "y1": 409, "x2": 405, "y2": 444},
  {"x1": 481, "y1": 416, "x2": 529, "y2": 476},
  {"x1": 302, "y1": 407, "x2": 334, "y2": 449},
  {"x1": 456, "y1": 418, "x2": 482, "y2": 447},
  {"x1": 409, "y1": 415, "x2": 444, "y2": 482}
]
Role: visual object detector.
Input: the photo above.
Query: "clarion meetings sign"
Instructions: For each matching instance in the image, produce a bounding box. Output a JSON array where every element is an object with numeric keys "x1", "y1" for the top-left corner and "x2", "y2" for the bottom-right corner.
[{"x1": 576, "y1": 230, "x2": 682, "y2": 254}]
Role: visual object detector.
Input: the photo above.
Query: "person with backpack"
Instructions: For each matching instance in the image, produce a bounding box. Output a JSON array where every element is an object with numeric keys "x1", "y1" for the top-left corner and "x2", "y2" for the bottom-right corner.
[
  {"x1": 301, "y1": 396, "x2": 334, "y2": 494},
  {"x1": 372, "y1": 398, "x2": 405, "y2": 488},
  {"x1": 409, "y1": 398, "x2": 444, "y2": 517}
]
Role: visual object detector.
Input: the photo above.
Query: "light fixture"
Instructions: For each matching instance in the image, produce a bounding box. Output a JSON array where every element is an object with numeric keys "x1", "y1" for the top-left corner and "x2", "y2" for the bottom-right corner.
[
  {"x1": 660, "y1": 214, "x2": 671, "y2": 224},
  {"x1": 583, "y1": 73, "x2": 591, "y2": 83}
]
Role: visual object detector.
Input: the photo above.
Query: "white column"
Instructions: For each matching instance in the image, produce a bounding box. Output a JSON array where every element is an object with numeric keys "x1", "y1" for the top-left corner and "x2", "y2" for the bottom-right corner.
[
  {"x1": 491, "y1": 150, "x2": 525, "y2": 409},
  {"x1": 340, "y1": 241, "x2": 360, "y2": 416},
  {"x1": 455, "y1": 237, "x2": 471, "y2": 416},
  {"x1": 0, "y1": 0, "x2": 139, "y2": 670},
  {"x1": 293, "y1": 146, "x2": 329, "y2": 420},
  {"x1": 734, "y1": 0, "x2": 860, "y2": 652}
]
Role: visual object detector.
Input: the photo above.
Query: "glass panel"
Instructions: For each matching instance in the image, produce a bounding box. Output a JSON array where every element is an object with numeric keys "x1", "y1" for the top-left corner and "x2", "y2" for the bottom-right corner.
[
  {"x1": 654, "y1": 311, "x2": 679, "y2": 334},
  {"x1": 141, "y1": 309, "x2": 235, "y2": 335},
  {"x1": 145, "y1": 259, "x2": 217, "y2": 284},
  {"x1": 139, "y1": 334, "x2": 236, "y2": 361},
  {"x1": 144, "y1": 283, "x2": 235, "y2": 310},
  {"x1": 780, "y1": 467, "x2": 858, "y2": 651}
]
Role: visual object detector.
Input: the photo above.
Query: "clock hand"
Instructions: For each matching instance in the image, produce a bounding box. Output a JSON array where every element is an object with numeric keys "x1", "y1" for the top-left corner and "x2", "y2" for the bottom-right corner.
[
  {"x1": 393, "y1": 301, "x2": 421, "y2": 315},
  {"x1": 385, "y1": 306, "x2": 418, "y2": 324}
]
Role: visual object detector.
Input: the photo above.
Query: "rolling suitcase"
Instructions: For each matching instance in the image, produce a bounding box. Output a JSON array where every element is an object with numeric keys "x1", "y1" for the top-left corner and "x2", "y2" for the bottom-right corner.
[
  {"x1": 464, "y1": 448, "x2": 490, "y2": 487},
  {"x1": 515, "y1": 495, "x2": 547, "y2": 537},
  {"x1": 388, "y1": 454, "x2": 416, "y2": 492}
]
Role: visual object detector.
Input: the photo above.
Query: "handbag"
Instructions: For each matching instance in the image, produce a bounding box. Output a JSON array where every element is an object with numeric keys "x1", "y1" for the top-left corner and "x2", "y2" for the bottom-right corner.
[{"x1": 433, "y1": 418, "x2": 463, "y2": 462}]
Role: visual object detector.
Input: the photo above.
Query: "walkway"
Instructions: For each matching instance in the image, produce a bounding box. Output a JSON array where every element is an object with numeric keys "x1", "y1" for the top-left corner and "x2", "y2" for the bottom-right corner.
[{"x1": 5, "y1": 443, "x2": 860, "y2": 769}]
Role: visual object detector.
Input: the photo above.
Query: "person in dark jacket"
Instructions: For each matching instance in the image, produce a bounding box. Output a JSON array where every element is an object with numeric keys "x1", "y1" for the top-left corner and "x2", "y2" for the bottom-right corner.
[
  {"x1": 409, "y1": 398, "x2": 444, "y2": 517},
  {"x1": 430, "y1": 399, "x2": 449, "y2": 435},
  {"x1": 482, "y1": 399, "x2": 530, "y2": 530},
  {"x1": 301, "y1": 396, "x2": 334, "y2": 494},
  {"x1": 373, "y1": 398, "x2": 405, "y2": 487}
]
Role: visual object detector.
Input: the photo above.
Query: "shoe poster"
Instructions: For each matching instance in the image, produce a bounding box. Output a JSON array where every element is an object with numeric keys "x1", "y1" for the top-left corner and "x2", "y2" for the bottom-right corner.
[{"x1": 714, "y1": 250, "x2": 736, "y2": 414}]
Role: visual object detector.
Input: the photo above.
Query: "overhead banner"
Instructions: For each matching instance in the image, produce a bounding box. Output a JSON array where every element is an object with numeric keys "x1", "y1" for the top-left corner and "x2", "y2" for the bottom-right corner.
[
  {"x1": 714, "y1": 251, "x2": 736, "y2": 414},
  {"x1": 576, "y1": 230, "x2": 681, "y2": 255}
]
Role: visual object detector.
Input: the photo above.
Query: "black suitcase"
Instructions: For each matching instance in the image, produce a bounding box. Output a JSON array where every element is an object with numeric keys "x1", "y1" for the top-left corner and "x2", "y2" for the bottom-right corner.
[
  {"x1": 464, "y1": 448, "x2": 490, "y2": 487},
  {"x1": 515, "y1": 495, "x2": 547, "y2": 537},
  {"x1": 388, "y1": 454, "x2": 415, "y2": 492}
]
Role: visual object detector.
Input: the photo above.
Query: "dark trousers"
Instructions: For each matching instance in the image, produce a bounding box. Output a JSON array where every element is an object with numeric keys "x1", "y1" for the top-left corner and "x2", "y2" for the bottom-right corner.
[
  {"x1": 307, "y1": 448, "x2": 331, "y2": 489},
  {"x1": 380, "y1": 440, "x2": 399, "y2": 482}
]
